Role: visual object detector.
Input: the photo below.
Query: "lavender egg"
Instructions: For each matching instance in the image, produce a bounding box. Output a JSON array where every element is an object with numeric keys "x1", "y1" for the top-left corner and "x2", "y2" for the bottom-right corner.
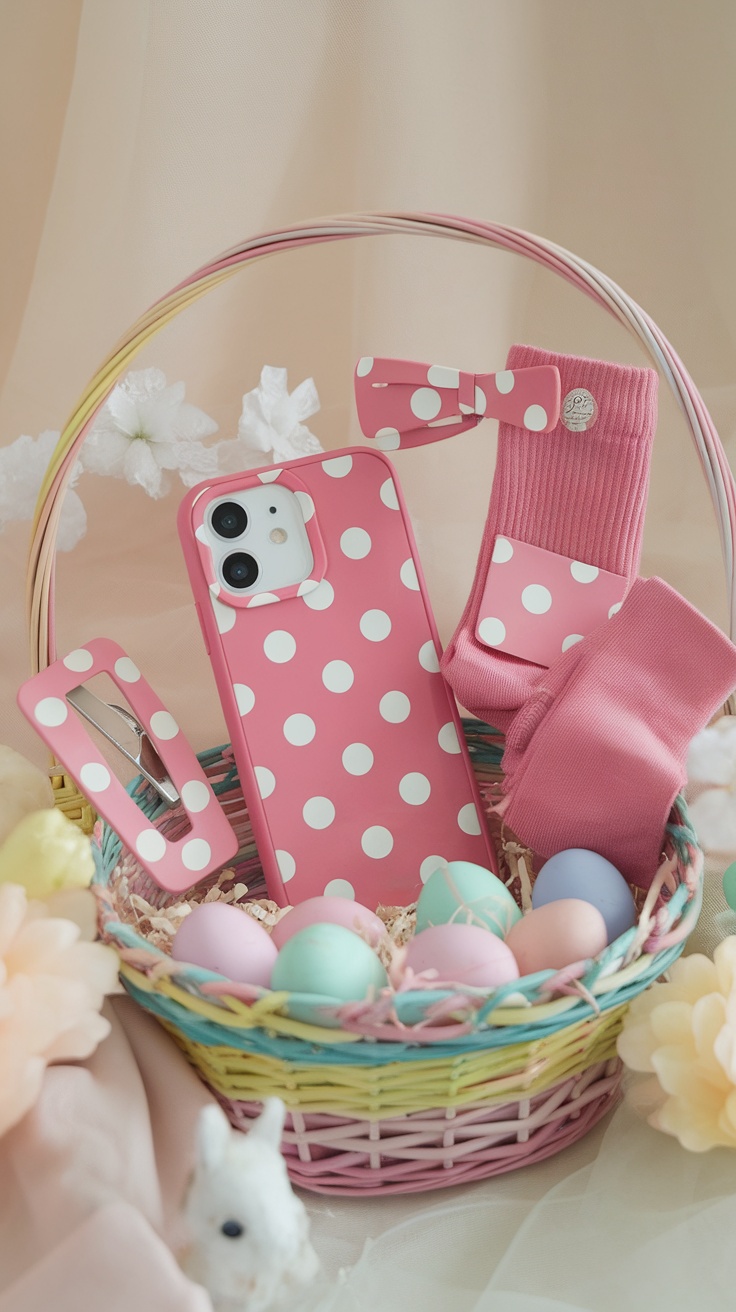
[
  {"x1": 172, "y1": 902, "x2": 277, "y2": 986},
  {"x1": 532, "y1": 848, "x2": 637, "y2": 944},
  {"x1": 405, "y1": 923, "x2": 519, "y2": 989}
]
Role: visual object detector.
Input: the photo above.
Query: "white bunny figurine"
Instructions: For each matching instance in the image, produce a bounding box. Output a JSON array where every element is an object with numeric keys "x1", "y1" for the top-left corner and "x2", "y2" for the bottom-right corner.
[{"x1": 181, "y1": 1098, "x2": 320, "y2": 1312}]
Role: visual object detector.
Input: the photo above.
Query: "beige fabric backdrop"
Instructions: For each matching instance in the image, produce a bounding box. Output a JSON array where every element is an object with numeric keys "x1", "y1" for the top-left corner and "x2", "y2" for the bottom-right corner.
[{"x1": 1, "y1": 0, "x2": 734, "y2": 771}]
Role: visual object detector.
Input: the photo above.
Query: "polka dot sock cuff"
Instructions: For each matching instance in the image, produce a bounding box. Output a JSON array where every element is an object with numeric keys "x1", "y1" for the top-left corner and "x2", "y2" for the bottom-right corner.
[{"x1": 440, "y1": 344, "x2": 658, "y2": 729}]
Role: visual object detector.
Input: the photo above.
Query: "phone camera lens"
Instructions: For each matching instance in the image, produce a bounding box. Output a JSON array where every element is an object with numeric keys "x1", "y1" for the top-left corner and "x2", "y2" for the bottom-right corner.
[
  {"x1": 222, "y1": 552, "x2": 260, "y2": 590},
  {"x1": 211, "y1": 501, "x2": 248, "y2": 539}
]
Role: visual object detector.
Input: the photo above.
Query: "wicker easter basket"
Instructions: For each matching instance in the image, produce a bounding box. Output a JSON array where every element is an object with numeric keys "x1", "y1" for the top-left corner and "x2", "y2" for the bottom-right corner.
[{"x1": 29, "y1": 214, "x2": 731, "y2": 1196}]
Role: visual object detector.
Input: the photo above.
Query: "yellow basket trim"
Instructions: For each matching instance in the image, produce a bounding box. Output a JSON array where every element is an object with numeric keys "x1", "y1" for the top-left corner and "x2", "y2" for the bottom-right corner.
[{"x1": 160, "y1": 1006, "x2": 625, "y2": 1117}]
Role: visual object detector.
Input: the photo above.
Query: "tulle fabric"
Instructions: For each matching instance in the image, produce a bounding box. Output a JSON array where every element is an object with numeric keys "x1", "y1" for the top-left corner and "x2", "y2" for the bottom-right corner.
[{"x1": 305, "y1": 1089, "x2": 736, "y2": 1311}]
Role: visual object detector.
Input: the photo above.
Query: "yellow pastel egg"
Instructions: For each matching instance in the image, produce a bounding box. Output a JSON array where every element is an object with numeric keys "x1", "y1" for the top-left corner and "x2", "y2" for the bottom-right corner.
[{"x1": 0, "y1": 809, "x2": 95, "y2": 898}]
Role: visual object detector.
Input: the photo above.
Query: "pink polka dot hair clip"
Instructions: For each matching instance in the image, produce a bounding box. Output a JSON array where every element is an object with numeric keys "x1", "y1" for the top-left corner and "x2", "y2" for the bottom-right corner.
[
  {"x1": 354, "y1": 356, "x2": 561, "y2": 449},
  {"x1": 17, "y1": 637, "x2": 238, "y2": 892}
]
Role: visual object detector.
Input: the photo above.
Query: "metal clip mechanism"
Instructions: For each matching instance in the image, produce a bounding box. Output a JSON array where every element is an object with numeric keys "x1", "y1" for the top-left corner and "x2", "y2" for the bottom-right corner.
[{"x1": 66, "y1": 684, "x2": 180, "y2": 808}]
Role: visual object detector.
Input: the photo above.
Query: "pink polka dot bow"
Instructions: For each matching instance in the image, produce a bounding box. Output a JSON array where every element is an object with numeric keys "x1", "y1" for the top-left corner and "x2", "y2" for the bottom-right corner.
[{"x1": 354, "y1": 357, "x2": 561, "y2": 451}]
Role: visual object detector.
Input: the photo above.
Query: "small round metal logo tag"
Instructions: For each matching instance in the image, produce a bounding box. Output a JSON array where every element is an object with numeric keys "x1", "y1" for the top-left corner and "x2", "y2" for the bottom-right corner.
[{"x1": 561, "y1": 387, "x2": 598, "y2": 432}]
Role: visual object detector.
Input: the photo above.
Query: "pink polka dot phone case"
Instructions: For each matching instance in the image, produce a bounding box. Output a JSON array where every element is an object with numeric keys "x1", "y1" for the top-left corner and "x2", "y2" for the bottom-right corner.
[{"x1": 178, "y1": 448, "x2": 496, "y2": 907}]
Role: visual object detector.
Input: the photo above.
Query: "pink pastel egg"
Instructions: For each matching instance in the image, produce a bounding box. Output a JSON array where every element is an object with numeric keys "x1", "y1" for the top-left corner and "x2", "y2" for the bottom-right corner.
[
  {"x1": 172, "y1": 902, "x2": 277, "y2": 986},
  {"x1": 405, "y1": 923, "x2": 519, "y2": 989},
  {"x1": 505, "y1": 899, "x2": 608, "y2": 975},
  {"x1": 271, "y1": 896, "x2": 385, "y2": 950}
]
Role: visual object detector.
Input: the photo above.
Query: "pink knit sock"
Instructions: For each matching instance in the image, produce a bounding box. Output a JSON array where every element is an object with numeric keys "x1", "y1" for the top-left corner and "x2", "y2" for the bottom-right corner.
[
  {"x1": 440, "y1": 345, "x2": 658, "y2": 729},
  {"x1": 499, "y1": 577, "x2": 736, "y2": 887}
]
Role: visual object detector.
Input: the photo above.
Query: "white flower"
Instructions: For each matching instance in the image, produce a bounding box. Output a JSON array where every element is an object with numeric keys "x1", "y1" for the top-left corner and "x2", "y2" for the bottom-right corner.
[
  {"x1": 0, "y1": 431, "x2": 85, "y2": 552},
  {"x1": 686, "y1": 718, "x2": 736, "y2": 854},
  {"x1": 216, "y1": 366, "x2": 323, "y2": 472},
  {"x1": 80, "y1": 368, "x2": 218, "y2": 498}
]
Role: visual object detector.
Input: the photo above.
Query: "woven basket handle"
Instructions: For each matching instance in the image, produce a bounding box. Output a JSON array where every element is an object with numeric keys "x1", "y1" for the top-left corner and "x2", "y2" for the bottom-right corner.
[{"x1": 27, "y1": 212, "x2": 736, "y2": 673}]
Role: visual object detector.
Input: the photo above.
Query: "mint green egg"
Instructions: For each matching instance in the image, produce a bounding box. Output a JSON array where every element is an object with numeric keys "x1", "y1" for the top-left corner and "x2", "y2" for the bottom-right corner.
[
  {"x1": 416, "y1": 861, "x2": 522, "y2": 939},
  {"x1": 271, "y1": 922, "x2": 388, "y2": 1001}
]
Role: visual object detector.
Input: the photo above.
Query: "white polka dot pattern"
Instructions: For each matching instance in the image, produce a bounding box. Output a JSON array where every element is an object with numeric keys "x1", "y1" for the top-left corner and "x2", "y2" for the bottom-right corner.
[
  {"x1": 234, "y1": 683, "x2": 255, "y2": 715},
  {"x1": 399, "y1": 772, "x2": 431, "y2": 805},
  {"x1": 263, "y1": 630, "x2": 296, "y2": 663},
  {"x1": 342, "y1": 743, "x2": 374, "y2": 775},
  {"x1": 340, "y1": 527, "x2": 372, "y2": 559},
  {"x1": 276, "y1": 850, "x2": 296, "y2": 882},
  {"x1": 492, "y1": 537, "x2": 514, "y2": 564},
  {"x1": 247, "y1": 592, "x2": 280, "y2": 607},
  {"x1": 427, "y1": 365, "x2": 459, "y2": 388},
  {"x1": 356, "y1": 357, "x2": 374, "y2": 377},
  {"x1": 212, "y1": 595, "x2": 237, "y2": 632},
  {"x1": 495, "y1": 370, "x2": 515, "y2": 394},
  {"x1": 303, "y1": 579, "x2": 334, "y2": 610},
  {"x1": 379, "y1": 478, "x2": 399, "y2": 510},
  {"x1": 609, "y1": 602, "x2": 623, "y2": 619},
  {"x1": 570, "y1": 561, "x2": 599, "y2": 583},
  {"x1": 322, "y1": 660, "x2": 354, "y2": 692},
  {"x1": 323, "y1": 455, "x2": 353, "y2": 478},
  {"x1": 63, "y1": 648, "x2": 94, "y2": 673},
  {"x1": 303, "y1": 796, "x2": 336, "y2": 829},
  {"x1": 150, "y1": 711, "x2": 179, "y2": 740},
  {"x1": 410, "y1": 387, "x2": 442, "y2": 420},
  {"x1": 181, "y1": 779, "x2": 210, "y2": 812},
  {"x1": 136, "y1": 829, "x2": 166, "y2": 863},
  {"x1": 521, "y1": 584, "x2": 552, "y2": 615},
  {"x1": 80, "y1": 762, "x2": 111, "y2": 793},
  {"x1": 359, "y1": 609, "x2": 391, "y2": 641},
  {"x1": 254, "y1": 766, "x2": 276, "y2": 799},
  {"x1": 257, "y1": 469, "x2": 282, "y2": 483},
  {"x1": 418, "y1": 641, "x2": 440, "y2": 672},
  {"x1": 34, "y1": 697, "x2": 68, "y2": 727},
  {"x1": 361, "y1": 826, "x2": 394, "y2": 858},
  {"x1": 114, "y1": 656, "x2": 141, "y2": 682},
  {"x1": 181, "y1": 838, "x2": 212, "y2": 872},
  {"x1": 458, "y1": 803, "x2": 482, "y2": 835},
  {"x1": 420, "y1": 855, "x2": 448, "y2": 884},
  {"x1": 562, "y1": 633, "x2": 584, "y2": 652},
  {"x1": 379, "y1": 691, "x2": 411, "y2": 723},
  {"x1": 283, "y1": 714, "x2": 316, "y2": 745},
  {"x1": 478, "y1": 616, "x2": 507, "y2": 646},
  {"x1": 324, "y1": 878, "x2": 355, "y2": 899},
  {"x1": 374, "y1": 427, "x2": 400, "y2": 450},
  {"x1": 438, "y1": 722, "x2": 461, "y2": 754},
  {"x1": 400, "y1": 559, "x2": 420, "y2": 591},
  {"x1": 295, "y1": 491, "x2": 315, "y2": 521},
  {"x1": 524, "y1": 404, "x2": 548, "y2": 431}
]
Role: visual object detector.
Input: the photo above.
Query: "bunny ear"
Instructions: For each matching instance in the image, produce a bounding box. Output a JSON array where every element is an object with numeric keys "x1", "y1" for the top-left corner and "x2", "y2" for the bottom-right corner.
[
  {"x1": 195, "y1": 1103, "x2": 232, "y2": 1171},
  {"x1": 248, "y1": 1098, "x2": 286, "y2": 1151}
]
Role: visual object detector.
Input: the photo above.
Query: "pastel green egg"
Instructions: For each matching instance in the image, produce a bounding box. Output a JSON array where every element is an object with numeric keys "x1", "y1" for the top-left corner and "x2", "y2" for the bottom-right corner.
[
  {"x1": 416, "y1": 861, "x2": 522, "y2": 939},
  {"x1": 271, "y1": 922, "x2": 388, "y2": 1001}
]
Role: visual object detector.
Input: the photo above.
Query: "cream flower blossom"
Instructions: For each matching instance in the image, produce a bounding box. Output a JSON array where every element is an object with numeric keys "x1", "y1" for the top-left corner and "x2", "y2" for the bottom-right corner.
[
  {"x1": 0, "y1": 430, "x2": 85, "y2": 551},
  {"x1": 618, "y1": 937, "x2": 736, "y2": 1150},
  {"x1": 686, "y1": 717, "x2": 736, "y2": 853},
  {"x1": 81, "y1": 367, "x2": 218, "y2": 497},
  {"x1": 216, "y1": 366, "x2": 323, "y2": 472},
  {"x1": 0, "y1": 882, "x2": 118, "y2": 1136}
]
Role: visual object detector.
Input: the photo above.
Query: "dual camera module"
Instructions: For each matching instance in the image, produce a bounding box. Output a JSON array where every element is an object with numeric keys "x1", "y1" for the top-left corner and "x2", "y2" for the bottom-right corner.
[{"x1": 210, "y1": 499, "x2": 270, "y2": 590}]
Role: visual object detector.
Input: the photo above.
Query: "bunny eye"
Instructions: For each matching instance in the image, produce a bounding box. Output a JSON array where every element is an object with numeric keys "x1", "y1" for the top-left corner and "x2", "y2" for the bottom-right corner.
[{"x1": 221, "y1": 1219, "x2": 244, "y2": 1238}]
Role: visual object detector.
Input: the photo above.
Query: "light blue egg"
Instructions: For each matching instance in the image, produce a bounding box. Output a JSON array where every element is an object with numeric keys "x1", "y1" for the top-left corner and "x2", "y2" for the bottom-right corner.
[
  {"x1": 416, "y1": 861, "x2": 522, "y2": 939},
  {"x1": 271, "y1": 923, "x2": 388, "y2": 1001},
  {"x1": 532, "y1": 849, "x2": 637, "y2": 943}
]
